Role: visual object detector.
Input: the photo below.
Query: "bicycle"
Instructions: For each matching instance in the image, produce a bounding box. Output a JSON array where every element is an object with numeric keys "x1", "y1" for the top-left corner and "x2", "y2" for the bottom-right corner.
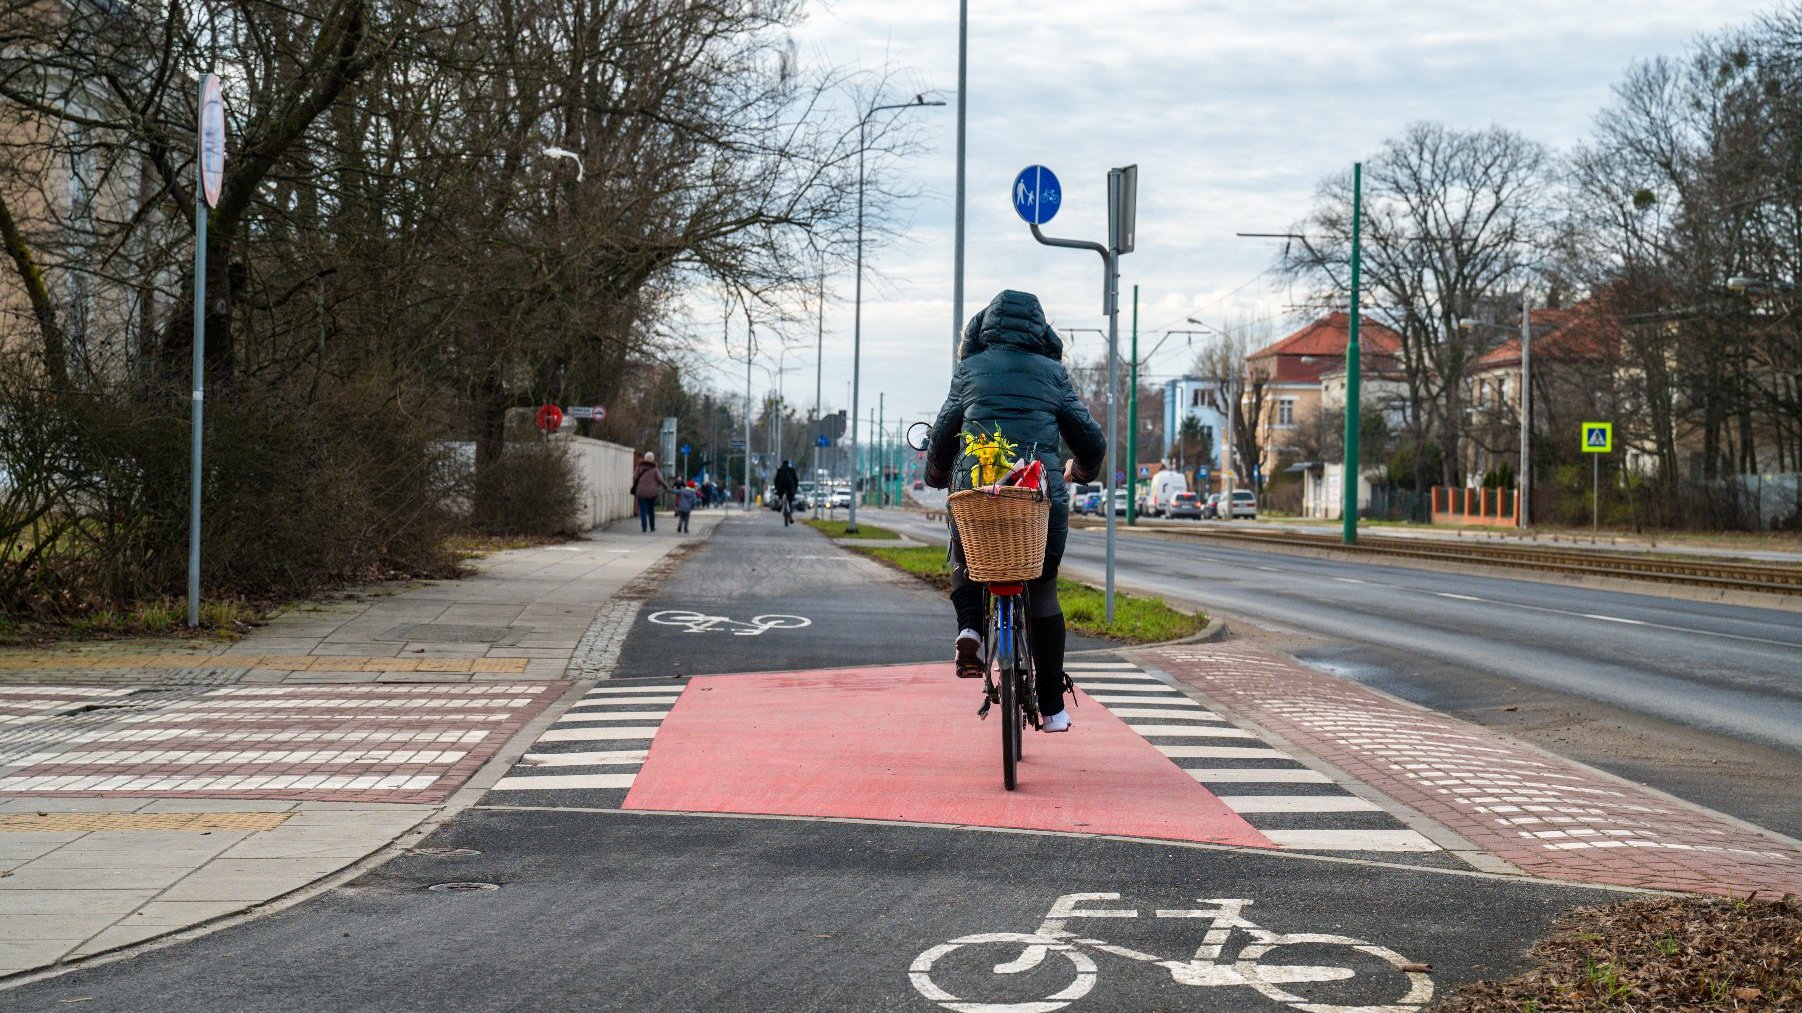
[
  {"x1": 907, "y1": 421, "x2": 1043, "y2": 792},
  {"x1": 909, "y1": 891, "x2": 1433, "y2": 1013}
]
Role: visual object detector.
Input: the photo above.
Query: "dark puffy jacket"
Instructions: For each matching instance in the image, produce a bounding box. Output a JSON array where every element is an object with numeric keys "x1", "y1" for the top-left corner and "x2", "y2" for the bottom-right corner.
[{"x1": 925, "y1": 291, "x2": 1107, "y2": 550}]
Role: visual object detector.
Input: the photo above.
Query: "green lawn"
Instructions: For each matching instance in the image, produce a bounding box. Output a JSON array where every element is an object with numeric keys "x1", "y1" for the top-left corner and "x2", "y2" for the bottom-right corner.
[
  {"x1": 807, "y1": 519, "x2": 901, "y2": 540},
  {"x1": 856, "y1": 544, "x2": 1206, "y2": 644}
]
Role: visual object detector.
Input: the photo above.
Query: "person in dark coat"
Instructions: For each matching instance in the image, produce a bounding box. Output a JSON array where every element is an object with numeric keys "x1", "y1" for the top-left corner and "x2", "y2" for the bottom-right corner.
[
  {"x1": 772, "y1": 459, "x2": 800, "y2": 525},
  {"x1": 631, "y1": 452, "x2": 672, "y2": 532},
  {"x1": 924, "y1": 290, "x2": 1107, "y2": 732}
]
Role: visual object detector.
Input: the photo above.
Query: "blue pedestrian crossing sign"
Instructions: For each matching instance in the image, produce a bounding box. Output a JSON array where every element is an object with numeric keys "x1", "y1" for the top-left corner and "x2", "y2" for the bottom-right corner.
[
  {"x1": 1581, "y1": 422, "x2": 1613, "y2": 453},
  {"x1": 1012, "y1": 165, "x2": 1062, "y2": 225}
]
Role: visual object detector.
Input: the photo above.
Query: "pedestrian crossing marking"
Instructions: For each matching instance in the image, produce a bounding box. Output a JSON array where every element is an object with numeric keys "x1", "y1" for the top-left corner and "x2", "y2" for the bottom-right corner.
[
  {"x1": 490, "y1": 773, "x2": 637, "y2": 790},
  {"x1": 1064, "y1": 664, "x2": 1442, "y2": 856},
  {"x1": 537, "y1": 726, "x2": 660, "y2": 741},
  {"x1": 479, "y1": 682, "x2": 681, "y2": 799}
]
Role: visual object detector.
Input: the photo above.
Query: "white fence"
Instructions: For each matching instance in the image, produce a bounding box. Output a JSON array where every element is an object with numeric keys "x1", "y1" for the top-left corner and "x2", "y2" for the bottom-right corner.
[{"x1": 551, "y1": 434, "x2": 636, "y2": 530}]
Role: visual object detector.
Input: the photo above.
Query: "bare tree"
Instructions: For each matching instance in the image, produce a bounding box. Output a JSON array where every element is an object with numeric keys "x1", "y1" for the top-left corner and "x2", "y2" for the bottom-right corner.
[{"x1": 1280, "y1": 123, "x2": 1554, "y2": 489}]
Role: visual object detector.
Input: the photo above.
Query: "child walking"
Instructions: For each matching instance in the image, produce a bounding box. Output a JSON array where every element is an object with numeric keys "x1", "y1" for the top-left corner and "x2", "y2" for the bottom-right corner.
[{"x1": 675, "y1": 481, "x2": 699, "y2": 534}]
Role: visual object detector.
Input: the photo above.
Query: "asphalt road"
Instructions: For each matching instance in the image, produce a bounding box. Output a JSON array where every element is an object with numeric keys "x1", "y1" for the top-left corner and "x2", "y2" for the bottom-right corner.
[
  {"x1": 612, "y1": 509, "x2": 1106, "y2": 680},
  {"x1": 8, "y1": 810, "x2": 1615, "y2": 1012},
  {"x1": 874, "y1": 503, "x2": 1802, "y2": 841}
]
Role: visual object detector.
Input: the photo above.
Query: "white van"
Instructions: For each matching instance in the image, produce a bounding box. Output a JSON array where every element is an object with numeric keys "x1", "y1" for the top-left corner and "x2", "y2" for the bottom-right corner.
[{"x1": 1140, "y1": 470, "x2": 1189, "y2": 516}]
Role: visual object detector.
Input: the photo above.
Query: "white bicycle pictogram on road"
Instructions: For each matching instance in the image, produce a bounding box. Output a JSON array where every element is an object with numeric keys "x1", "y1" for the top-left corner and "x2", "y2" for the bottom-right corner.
[
  {"x1": 646, "y1": 610, "x2": 812, "y2": 636},
  {"x1": 909, "y1": 892, "x2": 1432, "y2": 1013}
]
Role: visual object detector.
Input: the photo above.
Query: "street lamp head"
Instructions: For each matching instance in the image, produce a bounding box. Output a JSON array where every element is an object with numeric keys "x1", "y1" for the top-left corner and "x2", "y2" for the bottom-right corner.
[
  {"x1": 541, "y1": 146, "x2": 584, "y2": 182},
  {"x1": 1456, "y1": 317, "x2": 1476, "y2": 332},
  {"x1": 913, "y1": 94, "x2": 948, "y2": 107}
]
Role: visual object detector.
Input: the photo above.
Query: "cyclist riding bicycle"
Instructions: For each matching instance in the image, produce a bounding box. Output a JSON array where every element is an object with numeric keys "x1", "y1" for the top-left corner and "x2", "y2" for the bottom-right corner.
[
  {"x1": 924, "y1": 290, "x2": 1106, "y2": 733},
  {"x1": 773, "y1": 459, "x2": 800, "y2": 526}
]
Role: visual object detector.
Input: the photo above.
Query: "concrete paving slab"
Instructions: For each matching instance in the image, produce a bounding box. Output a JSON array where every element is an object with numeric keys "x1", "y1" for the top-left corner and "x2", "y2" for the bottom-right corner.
[
  {"x1": 2, "y1": 864, "x2": 194, "y2": 891},
  {"x1": 0, "y1": 888, "x2": 158, "y2": 915},
  {"x1": 151, "y1": 857, "x2": 358, "y2": 903}
]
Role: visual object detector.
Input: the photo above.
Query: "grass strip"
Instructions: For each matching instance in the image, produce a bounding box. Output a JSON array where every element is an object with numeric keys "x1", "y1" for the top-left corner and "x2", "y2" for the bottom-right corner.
[
  {"x1": 854, "y1": 544, "x2": 1205, "y2": 645},
  {"x1": 806, "y1": 519, "x2": 901, "y2": 540},
  {"x1": 1432, "y1": 895, "x2": 1799, "y2": 1011}
]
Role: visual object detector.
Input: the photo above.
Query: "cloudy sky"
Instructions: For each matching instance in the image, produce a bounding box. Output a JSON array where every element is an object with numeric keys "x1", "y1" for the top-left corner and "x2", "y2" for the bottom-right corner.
[{"x1": 696, "y1": 0, "x2": 1768, "y2": 433}]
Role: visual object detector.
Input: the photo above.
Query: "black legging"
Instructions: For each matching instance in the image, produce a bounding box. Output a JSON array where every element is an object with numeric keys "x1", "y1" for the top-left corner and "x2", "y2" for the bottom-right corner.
[{"x1": 948, "y1": 524, "x2": 1069, "y2": 717}]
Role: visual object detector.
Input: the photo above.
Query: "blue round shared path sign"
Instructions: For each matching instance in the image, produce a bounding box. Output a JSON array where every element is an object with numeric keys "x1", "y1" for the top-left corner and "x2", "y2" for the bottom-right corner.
[
  {"x1": 680, "y1": 443, "x2": 691, "y2": 455},
  {"x1": 816, "y1": 435, "x2": 831, "y2": 448},
  {"x1": 1012, "y1": 165, "x2": 1062, "y2": 226}
]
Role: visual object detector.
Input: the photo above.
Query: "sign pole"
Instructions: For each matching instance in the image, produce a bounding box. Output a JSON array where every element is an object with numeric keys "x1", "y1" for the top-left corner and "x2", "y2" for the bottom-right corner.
[
  {"x1": 1593, "y1": 454, "x2": 1599, "y2": 534},
  {"x1": 1126, "y1": 284, "x2": 1138, "y2": 527},
  {"x1": 187, "y1": 73, "x2": 223, "y2": 629}
]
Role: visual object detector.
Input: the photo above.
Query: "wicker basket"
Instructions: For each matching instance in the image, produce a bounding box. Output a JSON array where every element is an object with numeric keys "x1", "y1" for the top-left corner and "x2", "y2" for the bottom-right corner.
[{"x1": 948, "y1": 486, "x2": 1050, "y2": 582}]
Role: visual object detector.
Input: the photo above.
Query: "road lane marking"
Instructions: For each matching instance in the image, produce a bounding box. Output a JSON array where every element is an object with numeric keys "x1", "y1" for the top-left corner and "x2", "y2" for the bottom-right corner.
[
  {"x1": 1259, "y1": 829, "x2": 1440, "y2": 852},
  {"x1": 490, "y1": 773, "x2": 637, "y2": 790},
  {"x1": 521, "y1": 750, "x2": 648, "y2": 766},
  {"x1": 553, "y1": 711, "x2": 673, "y2": 724},
  {"x1": 1127, "y1": 725, "x2": 1258, "y2": 739},
  {"x1": 536, "y1": 727, "x2": 660, "y2": 742},
  {"x1": 1108, "y1": 708, "x2": 1224, "y2": 721},
  {"x1": 1155, "y1": 745, "x2": 1289, "y2": 759},
  {"x1": 1185, "y1": 768, "x2": 1333, "y2": 783},
  {"x1": 1219, "y1": 795, "x2": 1383, "y2": 813},
  {"x1": 1435, "y1": 592, "x2": 1483, "y2": 601},
  {"x1": 1583, "y1": 614, "x2": 1646, "y2": 625},
  {"x1": 1089, "y1": 694, "x2": 1200, "y2": 706},
  {"x1": 1333, "y1": 577, "x2": 1367, "y2": 584}
]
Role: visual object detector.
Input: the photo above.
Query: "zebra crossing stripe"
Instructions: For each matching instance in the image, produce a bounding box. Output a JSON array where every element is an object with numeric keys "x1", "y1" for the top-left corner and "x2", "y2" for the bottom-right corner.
[
  {"x1": 491, "y1": 773, "x2": 637, "y2": 791},
  {"x1": 536, "y1": 726, "x2": 660, "y2": 742},
  {"x1": 522, "y1": 751, "x2": 648, "y2": 766},
  {"x1": 1185, "y1": 768, "x2": 1333, "y2": 783},
  {"x1": 553, "y1": 711, "x2": 674, "y2": 724},
  {"x1": 1077, "y1": 660, "x2": 1441, "y2": 856}
]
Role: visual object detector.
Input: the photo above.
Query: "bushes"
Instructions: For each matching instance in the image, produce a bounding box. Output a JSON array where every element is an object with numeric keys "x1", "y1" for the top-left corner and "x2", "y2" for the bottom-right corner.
[
  {"x1": 0, "y1": 362, "x2": 465, "y2": 620},
  {"x1": 472, "y1": 439, "x2": 585, "y2": 537}
]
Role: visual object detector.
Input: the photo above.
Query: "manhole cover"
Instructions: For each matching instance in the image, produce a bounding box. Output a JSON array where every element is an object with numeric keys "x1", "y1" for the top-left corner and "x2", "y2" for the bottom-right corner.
[
  {"x1": 379, "y1": 624, "x2": 526, "y2": 645},
  {"x1": 427, "y1": 881, "x2": 499, "y2": 892},
  {"x1": 411, "y1": 847, "x2": 481, "y2": 857}
]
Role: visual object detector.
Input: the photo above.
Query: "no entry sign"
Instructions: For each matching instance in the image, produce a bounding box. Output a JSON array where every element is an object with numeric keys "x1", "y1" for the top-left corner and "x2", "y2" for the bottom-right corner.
[{"x1": 534, "y1": 404, "x2": 564, "y2": 433}]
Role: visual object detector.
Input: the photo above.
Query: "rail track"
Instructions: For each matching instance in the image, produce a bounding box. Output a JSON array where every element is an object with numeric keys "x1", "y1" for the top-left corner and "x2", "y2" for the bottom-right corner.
[{"x1": 1074, "y1": 519, "x2": 1802, "y2": 597}]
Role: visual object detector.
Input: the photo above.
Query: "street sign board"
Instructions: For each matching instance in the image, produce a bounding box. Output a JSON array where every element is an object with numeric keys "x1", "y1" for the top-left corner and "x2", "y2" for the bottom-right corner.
[
  {"x1": 680, "y1": 443, "x2": 691, "y2": 456},
  {"x1": 1109, "y1": 163, "x2": 1137, "y2": 254},
  {"x1": 1137, "y1": 465, "x2": 1151, "y2": 479},
  {"x1": 534, "y1": 404, "x2": 563, "y2": 433},
  {"x1": 1012, "y1": 165, "x2": 1062, "y2": 226},
  {"x1": 729, "y1": 438, "x2": 747, "y2": 450},
  {"x1": 1198, "y1": 467, "x2": 1210, "y2": 478},
  {"x1": 1114, "y1": 470, "x2": 1125, "y2": 483},
  {"x1": 199, "y1": 74, "x2": 225, "y2": 208},
  {"x1": 568, "y1": 405, "x2": 599, "y2": 420},
  {"x1": 816, "y1": 435, "x2": 830, "y2": 448},
  {"x1": 1581, "y1": 422, "x2": 1613, "y2": 453}
]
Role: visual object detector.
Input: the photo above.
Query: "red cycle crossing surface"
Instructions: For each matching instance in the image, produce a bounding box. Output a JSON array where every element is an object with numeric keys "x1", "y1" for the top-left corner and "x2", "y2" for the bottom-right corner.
[{"x1": 622, "y1": 663, "x2": 1275, "y2": 847}]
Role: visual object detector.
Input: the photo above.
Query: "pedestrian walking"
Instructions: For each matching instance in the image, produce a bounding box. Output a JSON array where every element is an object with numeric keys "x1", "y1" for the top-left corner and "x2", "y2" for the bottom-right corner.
[
  {"x1": 632, "y1": 452, "x2": 672, "y2": 533},
  {"x1": 676, "y1": 481, "x2": 699, "y2": 534}
]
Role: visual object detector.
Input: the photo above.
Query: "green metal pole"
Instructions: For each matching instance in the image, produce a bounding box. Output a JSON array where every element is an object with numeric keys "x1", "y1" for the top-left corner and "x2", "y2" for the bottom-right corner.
[
  {"x1": 1126, "y1": 285, "x2": 1139, "y2": 525},
  {"x1": 1343, "y1": 162, "x2": 1362, "y2": 545}
]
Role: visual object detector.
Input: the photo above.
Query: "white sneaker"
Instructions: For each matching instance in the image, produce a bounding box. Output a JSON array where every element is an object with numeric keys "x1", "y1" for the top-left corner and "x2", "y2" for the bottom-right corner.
[{"x1": 1041, "y1": 710, "x2": 1071, "y2": 733}]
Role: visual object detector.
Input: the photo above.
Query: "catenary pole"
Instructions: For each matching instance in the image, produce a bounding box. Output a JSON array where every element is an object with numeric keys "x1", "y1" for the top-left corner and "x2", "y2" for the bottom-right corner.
[
  {"x1": 1519, "y1": 295, "x2": 1532, "y2": 528},
  {"x1": 1342, "y1": 161, "x2": 1362, "y2": 544},
  {"x1": 814, "y1": 267, "x2": 825, "y2": 518}
]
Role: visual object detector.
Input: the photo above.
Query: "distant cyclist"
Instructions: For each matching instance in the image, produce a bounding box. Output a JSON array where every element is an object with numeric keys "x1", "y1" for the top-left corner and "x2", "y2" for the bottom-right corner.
[
  {"x1": 773, "y1": 459, "x2": 800, "y2": 526},
  {"x1": 924, "y1": 290, "x2": 1106, "y2": 733}
]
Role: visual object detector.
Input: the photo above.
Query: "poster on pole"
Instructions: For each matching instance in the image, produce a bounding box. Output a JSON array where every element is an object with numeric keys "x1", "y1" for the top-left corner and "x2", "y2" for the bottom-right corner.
[{"x1": 199, "y1": 74, "x2": 225, "y2": 208}]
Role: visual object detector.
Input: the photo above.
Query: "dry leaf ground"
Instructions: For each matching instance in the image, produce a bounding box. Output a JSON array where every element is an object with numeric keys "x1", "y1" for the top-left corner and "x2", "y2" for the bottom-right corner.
[{"x1": 1432, "y1": 895, "x2": 1800, "y2": 1011}]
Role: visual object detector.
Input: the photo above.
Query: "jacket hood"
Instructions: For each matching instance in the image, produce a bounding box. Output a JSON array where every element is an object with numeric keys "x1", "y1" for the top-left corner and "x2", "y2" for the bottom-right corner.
[{"x1": 959, "y1": 290, "x2": 1064, "y2": 361}]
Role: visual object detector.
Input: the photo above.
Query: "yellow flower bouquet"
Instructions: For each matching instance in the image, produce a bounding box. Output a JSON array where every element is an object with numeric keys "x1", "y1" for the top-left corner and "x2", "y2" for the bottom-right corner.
[{"x1": 960, "y1": 425, "x2": 1019, "y2": 487}]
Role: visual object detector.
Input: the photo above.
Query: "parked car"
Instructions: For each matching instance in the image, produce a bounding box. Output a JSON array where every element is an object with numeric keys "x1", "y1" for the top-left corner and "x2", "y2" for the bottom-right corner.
[
  {"x1": 913, "y1": 479, "x2": 925, "y2": 491},
  {"x1": 1166, "y1": 491, "x2": 1203, "y2": 519},
  {"x1": 1201, "y1": 492, "x2": 1224, "y2": 519},
  {"x1": 1074, "y1": 491, "x2": 1101, "y2": 515},
  {"x1": 831, "y1": 487, "x2": 852, "y2": 509},
  {"x1": 1111, "y1": 490, "x2": 1130, "y2": 516},
  {"x1": 1227, "y1": 489, "x2": 1258, "y2": 519}
]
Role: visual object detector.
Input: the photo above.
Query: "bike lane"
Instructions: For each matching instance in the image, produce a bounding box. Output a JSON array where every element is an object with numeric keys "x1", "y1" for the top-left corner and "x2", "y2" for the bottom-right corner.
[{"x1": 0, "y1": 511, "x2": 1648, "y2": 1010}]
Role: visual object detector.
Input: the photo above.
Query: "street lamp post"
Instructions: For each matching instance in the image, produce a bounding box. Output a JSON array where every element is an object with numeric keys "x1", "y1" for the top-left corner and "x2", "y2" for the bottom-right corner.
[
  {"x1": 849, "y1": 94, "x2": 945, "y2": 534},
  {"x1": 813, "y1": 265, "x2": 826, "y2": 518}
]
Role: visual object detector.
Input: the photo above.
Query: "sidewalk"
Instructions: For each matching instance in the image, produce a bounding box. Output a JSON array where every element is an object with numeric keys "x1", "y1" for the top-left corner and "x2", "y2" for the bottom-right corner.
[
  {"x1": 1144, "y1": 641, "x2": 1802, "y2": 898},
  {"x1": 0, "y1": 510, "x2": 722, "y2": 978}
]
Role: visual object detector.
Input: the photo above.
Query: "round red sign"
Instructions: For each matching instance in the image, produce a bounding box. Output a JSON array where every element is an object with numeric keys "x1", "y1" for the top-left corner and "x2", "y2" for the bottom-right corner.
[{"x1": 534, "y1": 404, "x2": 564, "y2": 433}]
